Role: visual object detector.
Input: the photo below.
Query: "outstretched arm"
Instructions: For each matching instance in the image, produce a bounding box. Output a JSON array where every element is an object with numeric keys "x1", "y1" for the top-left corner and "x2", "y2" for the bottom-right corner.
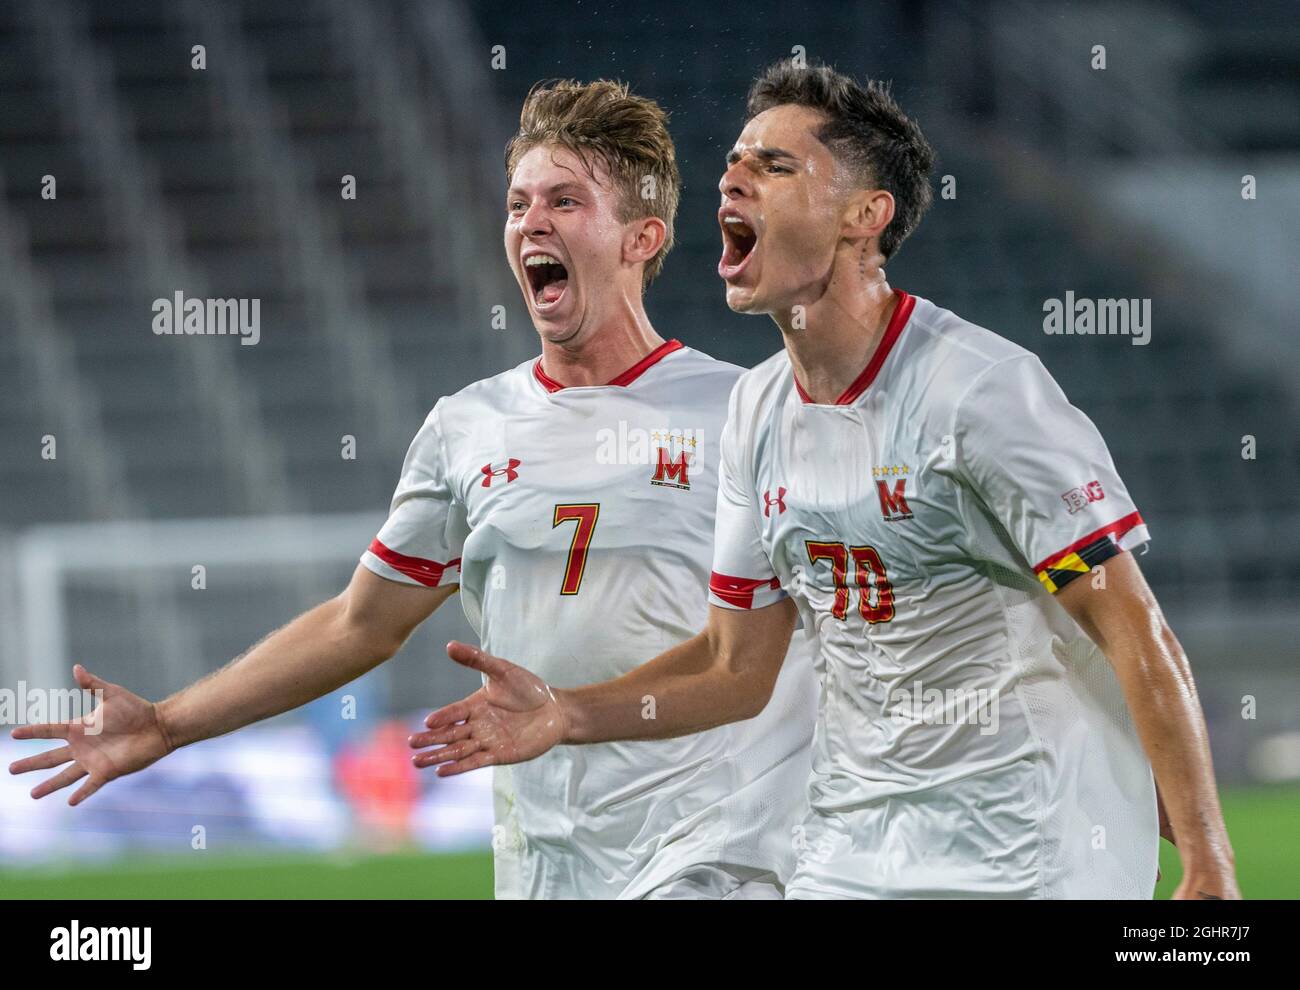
[
  {"x1": 10, "y1": 565, "x2": 454, "y2": 805},
  {"x1": 1056, "y1": 550, "x2": 1238, "y2": 899},
  {"x1": 158, "y1": 565, "x2": 453, "y2": 747},
  {"x1": 410, "y1": 597, "x2": 797, "y2": 775}
]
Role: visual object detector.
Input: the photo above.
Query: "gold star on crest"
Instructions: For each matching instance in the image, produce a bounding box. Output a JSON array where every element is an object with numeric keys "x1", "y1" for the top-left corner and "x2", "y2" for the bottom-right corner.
[{"x1": 871, "y1": 463, "x2": 912, "y2": 478}]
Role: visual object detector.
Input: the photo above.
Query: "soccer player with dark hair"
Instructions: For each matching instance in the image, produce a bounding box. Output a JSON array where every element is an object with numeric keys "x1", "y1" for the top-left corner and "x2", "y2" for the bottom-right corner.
[{"x1": 416, "y1": 62, "x2": 1239, "y2": 900}]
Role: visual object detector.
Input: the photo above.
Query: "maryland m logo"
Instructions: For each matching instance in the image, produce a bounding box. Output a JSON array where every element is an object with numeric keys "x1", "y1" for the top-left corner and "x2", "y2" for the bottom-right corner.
[
  {"x1": 876, "y1": 477, "x2": 913, "y2": 522},
  {"x1": 650, "y1": 447, "x2": 691, "y2": 490}
]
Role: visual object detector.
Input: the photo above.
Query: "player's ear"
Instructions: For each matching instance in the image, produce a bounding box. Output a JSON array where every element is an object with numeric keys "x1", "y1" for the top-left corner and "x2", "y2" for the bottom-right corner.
[
  {"x1": 841, "y1": 188, "x2": 894, "y2": 243},
  {"x1": 623, "y1": 215, "x2": 667, "y2": 270}
]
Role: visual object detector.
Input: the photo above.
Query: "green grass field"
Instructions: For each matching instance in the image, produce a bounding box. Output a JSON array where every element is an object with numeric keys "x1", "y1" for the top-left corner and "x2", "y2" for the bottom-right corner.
[{"x1": 3, "y1": 787, "x2": 1295, "y2": 899}]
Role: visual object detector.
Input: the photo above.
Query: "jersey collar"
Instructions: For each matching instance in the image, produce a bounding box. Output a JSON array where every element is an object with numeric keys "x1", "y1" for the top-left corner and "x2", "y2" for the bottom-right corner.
[
  {"x1": 792, "y1": 289, "x2": 915, "y2": 405},
  {"x1": 533, "y1": 338, "x2": 684, "y2": 393}
]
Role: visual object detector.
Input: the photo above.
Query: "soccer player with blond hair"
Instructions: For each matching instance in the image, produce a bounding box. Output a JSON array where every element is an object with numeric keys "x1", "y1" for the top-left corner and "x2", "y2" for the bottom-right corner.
[{"x1": 11, "y1": 79, "x2": 817, "y2": 900}]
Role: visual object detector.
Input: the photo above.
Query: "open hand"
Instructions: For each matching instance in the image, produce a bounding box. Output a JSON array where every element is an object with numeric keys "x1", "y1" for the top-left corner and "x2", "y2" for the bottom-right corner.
[
  {"x1": 408, "y1": 642, "x2": 567, "y2": 776},
  {"x1": 8, "y1": 664, "x2": 173, "y2": 805}
]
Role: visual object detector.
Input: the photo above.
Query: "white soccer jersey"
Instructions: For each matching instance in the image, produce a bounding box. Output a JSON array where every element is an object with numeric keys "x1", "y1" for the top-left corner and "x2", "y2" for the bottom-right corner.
[
  {"x1": 709, "y1": 290, "x2": 1159, "y2": 899},
  {"x1": 362, "y1": 340, "x2": 817, "y2": 899}
]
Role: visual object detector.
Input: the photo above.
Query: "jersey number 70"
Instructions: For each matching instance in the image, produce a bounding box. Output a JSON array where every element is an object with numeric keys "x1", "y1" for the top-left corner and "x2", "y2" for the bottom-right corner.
[
  {"x1": 805, "y1": 541, "x2": 895, "y2": 623},
  {"x1": 554, "y1": 503, "x2": 600, "y2": 595}
]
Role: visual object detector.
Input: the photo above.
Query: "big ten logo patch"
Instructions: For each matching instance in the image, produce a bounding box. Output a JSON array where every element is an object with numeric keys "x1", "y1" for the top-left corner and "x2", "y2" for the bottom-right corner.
[{"x1": 1061, "y1": 479, "x2": 1104, "y2": 514}]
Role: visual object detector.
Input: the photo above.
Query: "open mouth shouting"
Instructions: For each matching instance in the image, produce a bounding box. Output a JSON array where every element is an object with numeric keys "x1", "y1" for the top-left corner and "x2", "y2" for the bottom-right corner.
[
  {"x1": 524, "y1": 251, "x2": 570, "y2": 312},
  {"x1": 718, "y1": 207, "x2": 760, "y2": 282}
]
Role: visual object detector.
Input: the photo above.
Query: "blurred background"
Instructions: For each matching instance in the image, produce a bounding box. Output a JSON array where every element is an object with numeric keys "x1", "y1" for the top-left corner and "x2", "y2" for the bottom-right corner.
[{"x1": 0, "y1": 0, "x2": 1296, "y2": 898}]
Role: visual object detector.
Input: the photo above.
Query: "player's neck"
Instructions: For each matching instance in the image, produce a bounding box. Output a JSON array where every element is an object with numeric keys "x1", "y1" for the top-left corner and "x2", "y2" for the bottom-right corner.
[
  {"x1": 777, "y1": 257, "x2": 896, "y2": 404},
  {"x1": 536, "y1": 293, "x2": 665, "y2": 388}
]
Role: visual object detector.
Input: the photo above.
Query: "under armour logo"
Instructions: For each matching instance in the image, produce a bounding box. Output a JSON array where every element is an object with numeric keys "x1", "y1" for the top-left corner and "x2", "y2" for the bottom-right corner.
[
  {"x1": 763, "y1": 486, "x2": 787, "y2": 516},
  {"x1": 481, "y1": 458, "x2": 521, "y2": 487}
]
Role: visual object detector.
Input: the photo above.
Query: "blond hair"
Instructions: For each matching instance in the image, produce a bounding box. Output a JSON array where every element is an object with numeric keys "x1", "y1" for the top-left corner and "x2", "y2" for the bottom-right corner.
[{"x1": 505, "y1": 79, "x2": 681, "y2": 286}]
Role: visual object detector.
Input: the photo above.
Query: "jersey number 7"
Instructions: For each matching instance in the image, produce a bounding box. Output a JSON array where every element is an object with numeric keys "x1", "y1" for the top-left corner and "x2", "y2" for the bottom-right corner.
[
  {"x1": 805, "y1": 541, "x2": 895, "y2": 623},
  {"x1": 554, "y1": 503, "x2": 600, "y2": 595}
]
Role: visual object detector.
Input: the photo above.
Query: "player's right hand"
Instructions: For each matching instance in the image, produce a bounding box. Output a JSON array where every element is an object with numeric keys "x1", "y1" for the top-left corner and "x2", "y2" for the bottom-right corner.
[
  {"x1": 8, "y1": 664, "x2": 173, "y2": 806},
  {"x1": 408, "y1": 641, "x2": 567, "y2": 775}
]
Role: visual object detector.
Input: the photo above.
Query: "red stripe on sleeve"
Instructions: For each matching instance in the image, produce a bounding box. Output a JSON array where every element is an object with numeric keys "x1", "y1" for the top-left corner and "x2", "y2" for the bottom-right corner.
[
  {"x1": 1031, "y1": 511, "x2": 1145, "y2": 574},
  {"x1": 368, "y1": 539, "x2": 460, "y2": 587},
  {"x1": 709, "y1": 571, "x2": 781, "y2": 609}
]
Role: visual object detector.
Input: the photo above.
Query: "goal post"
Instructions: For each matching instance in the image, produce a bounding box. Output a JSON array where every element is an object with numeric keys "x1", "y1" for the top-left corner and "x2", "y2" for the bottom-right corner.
[{"x1": 6, "y1": 512, "x2": 481, "y2": 716}]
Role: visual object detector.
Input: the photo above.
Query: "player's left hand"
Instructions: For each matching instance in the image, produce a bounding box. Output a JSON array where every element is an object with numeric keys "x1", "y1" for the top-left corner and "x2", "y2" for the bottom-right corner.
[
  {"x1": 1172, "y1": 861, "x2": 1241, "y2": 900},
  {"x1": 408, "y1": 642, "x2": 567, "y2": 775}
]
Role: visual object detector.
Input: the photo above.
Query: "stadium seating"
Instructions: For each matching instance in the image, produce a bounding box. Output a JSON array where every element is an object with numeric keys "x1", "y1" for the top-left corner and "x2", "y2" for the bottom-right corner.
[{"x1": 1, "y1": 1, "x2": 1296, "y2": 750}]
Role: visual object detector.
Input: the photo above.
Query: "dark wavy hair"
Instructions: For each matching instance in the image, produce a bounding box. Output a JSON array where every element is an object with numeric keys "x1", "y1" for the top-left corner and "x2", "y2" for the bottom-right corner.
[{"x1": 747, "y1": 61, "x2": 935, "y2": 258}]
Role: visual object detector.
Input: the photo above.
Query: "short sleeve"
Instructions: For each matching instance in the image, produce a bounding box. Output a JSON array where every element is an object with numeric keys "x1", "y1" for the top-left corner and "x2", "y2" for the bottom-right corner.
[
  {"x1": 707, "y1": 385, "x2": 787, "y2": 610},
  {"x1": 954, "y1": 355, "x2": 1150, "y2": 594},
  {"x1": 361, "y1": 402, "x2": 467, "y2": 588}
]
